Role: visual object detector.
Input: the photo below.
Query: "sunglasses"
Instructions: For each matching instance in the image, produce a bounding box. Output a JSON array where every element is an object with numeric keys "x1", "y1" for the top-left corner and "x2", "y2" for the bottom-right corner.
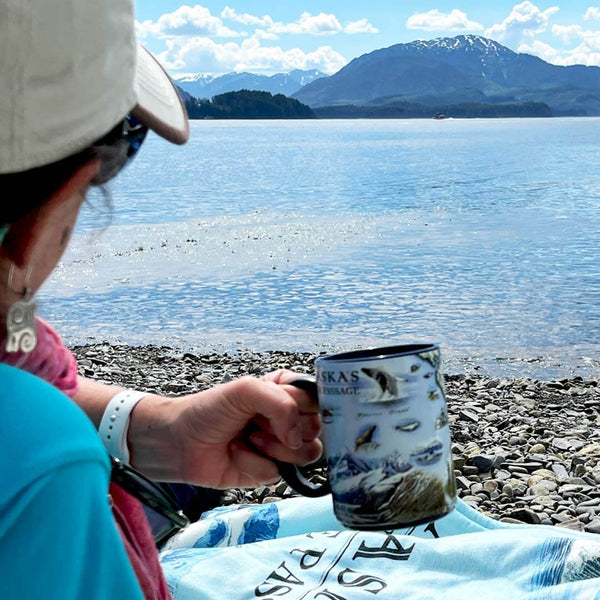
[
  {"x1": 110, "y1": 456, "x2": 190, "y2": 546},
  {"x1": 93, "y1": 115, "x2": 148, "y2": 185}
]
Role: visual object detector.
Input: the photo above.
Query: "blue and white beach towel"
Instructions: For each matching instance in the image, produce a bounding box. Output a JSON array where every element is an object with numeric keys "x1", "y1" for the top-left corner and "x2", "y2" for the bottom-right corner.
[{"x1": 159, "y1": 496, "x2": 600, "y2": 599}]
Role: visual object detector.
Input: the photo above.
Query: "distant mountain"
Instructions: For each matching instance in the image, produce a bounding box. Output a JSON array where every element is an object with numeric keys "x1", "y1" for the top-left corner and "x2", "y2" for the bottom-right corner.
[
  {"x1": 175, "y1": 85, "x2": 193, "y2": 103},
  {"x1": 293, "y1": 35, "x2": 600, "y2": 116},
  {"x1": 175, "y1": 69, "x2": 327, "y2": 100}
]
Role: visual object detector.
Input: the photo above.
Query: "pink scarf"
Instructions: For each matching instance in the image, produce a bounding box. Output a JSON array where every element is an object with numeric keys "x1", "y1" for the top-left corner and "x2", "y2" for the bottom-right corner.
[
  {"x1": 0, "y1": 317, "x2": 171, "y2": 600},
  {"x1": 0, "y1": 317, "x2": 79, "y2": 397}
]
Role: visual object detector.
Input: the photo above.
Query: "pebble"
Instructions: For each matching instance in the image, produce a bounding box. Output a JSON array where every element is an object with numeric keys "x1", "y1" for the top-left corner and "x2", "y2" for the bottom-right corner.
[
  {"x1": 586, "y1": 519, "x2": 600, "y2": 534},
  {"x1": 556, "y1": 518, "x2": 585, "y2": 531},
  {"x1": 467, "y1": 455, "x2": 495, "y2": 473},
  {"x1": 72, "y1": 343, "x2": 600, "y2": 533},
  {"x1": 529, "y1": 443, "x2": 546, "y2": 454},
  {"x1": 552, "y1": 463, "x2": 569, "y2": 479},
  {"x1": 507, "y1": 508, "x2": 541, "y2": 524},
  {"x1": 462, "y1": 466, "x2": 480, "y2": 476}
]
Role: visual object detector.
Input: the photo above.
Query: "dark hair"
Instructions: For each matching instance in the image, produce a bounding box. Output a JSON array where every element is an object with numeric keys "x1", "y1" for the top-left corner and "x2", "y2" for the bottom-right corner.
[{"x1": 0, "y1": 119, "x2": 129, "y2": 225}]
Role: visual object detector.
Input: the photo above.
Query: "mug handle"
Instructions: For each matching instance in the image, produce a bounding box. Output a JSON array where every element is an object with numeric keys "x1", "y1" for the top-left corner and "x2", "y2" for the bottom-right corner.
[{"x1": 273, "y1": 376, "x2": 331, "y2": 498}]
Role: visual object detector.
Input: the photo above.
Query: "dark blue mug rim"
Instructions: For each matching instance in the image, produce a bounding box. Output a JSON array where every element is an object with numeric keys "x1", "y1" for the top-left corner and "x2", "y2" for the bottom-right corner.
[{"x1": 315, "y1": 343, "x2": 438, "y2": 364}]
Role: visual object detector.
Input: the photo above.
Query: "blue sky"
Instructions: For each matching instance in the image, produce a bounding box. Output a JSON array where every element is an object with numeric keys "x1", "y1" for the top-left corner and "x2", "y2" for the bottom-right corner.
[{"x1": 135, "y1": 2, "x2": 600, "y2": 76}]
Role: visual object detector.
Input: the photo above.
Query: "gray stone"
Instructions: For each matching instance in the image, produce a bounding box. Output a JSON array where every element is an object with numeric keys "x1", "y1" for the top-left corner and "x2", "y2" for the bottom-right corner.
[
  {"x1": 462, "y1": 495, "x2": 482, "y2": 504},
  {"x1": 584, "y1": 518, "x2": 600, "y2": 534},
  {"x1": 483, "y1": 480, "x2": 499, "y2": 493},
  {"x1": 70, "y1": 343, "x2": 600, "y2": 524},
  {"x1": 551, "y1": 463, "x2": 569, "y2": 480},
  {"x1": 455, "y1": 476, "x2": 472, "y2": 492},
  {"x1": 501, "y1": 484, "x2": 514, "y2": 498},
  {"x1": 467, "y1": 455, "x2": 495, "y2": 473},
  {"x1": 462, "y1": 466, "x2": 480, "y2": 476},
  {"x1": 555, "y1": 518, "x2": 584, "y2": 531},
  {"x1": 470, "y1": 482, "x2": 484, "y2": 495},
  {"x1": 528, "y1": 443, "x2": 546, "y2": 454},
  {"x1": 507, "y1": 508, "x2": 541, "y2": 524}
]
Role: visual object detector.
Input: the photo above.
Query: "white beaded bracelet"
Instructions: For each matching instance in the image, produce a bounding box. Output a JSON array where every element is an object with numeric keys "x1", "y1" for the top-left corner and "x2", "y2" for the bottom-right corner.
[{"x1": 98, "y1": 389, "x2": 148, "y2": 464}]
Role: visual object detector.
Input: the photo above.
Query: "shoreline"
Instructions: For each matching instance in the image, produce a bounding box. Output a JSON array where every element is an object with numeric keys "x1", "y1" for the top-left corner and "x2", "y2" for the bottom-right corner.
[{"x1": 72, "y1": 342, "x2": 600, "y2": 534}]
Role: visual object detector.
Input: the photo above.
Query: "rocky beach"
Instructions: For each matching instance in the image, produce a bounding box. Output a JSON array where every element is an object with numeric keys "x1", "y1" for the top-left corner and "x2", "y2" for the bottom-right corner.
[{"x1": 72, "y1": 343, "x2": 600, "y2": 534}]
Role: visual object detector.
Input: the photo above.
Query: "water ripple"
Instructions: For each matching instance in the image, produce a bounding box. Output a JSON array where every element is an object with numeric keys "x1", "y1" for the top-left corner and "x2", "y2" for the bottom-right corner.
[{"x1": 39, "y1": 118, "x2": 600, "y2": 379}]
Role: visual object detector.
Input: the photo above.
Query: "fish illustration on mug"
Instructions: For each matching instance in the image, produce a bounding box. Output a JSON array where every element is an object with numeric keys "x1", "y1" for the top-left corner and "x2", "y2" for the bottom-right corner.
[
  {"x1": 354, "y1": 425, "x2": 380, "y2": 453},
  {"x1": 395, "y1": 418, "x2": 421, "y2": 433}
]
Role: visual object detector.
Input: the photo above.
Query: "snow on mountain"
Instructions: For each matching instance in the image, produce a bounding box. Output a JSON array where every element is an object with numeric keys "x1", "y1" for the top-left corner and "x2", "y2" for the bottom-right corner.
[
  {"x1": 174, "y1": 69, "x2": 327, "y2": 100},
  {"x1": 292, "y1": 34, "x2": 600, "y2": 115}
]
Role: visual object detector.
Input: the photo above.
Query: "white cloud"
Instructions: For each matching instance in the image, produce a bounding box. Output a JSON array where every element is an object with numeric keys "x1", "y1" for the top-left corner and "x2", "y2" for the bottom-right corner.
[
  {"x1": 221, "y1": 8, "x2": 377, "y2": 37},
  {"x1": 584, "y1": 7, "x2": 600, "y2": 21},
  {"x1": 502, "y1": 14, "x2": 600, "y2": 67},
  {"x1": 479, "y1": 2, "x2": 600, "y2": 66},
  {"x1": 344, "y1": 19, "x2": 379, "y2": 35},
  {"x1": 552, "y1": 24, "x2": 585, "y2": 44},
  {"x1": 158, "y1": 38, "x2": 240, "y2": 73},
  {"x1": 221, "y1": 6, "x2": 272, "y2": 28},
  {"x1": 160, "y1": 36, "x2": 346, "y2": 75},
  {"x1": 270, "y1": 12, "x2": 343, "y2": 36},
  {"x1": 138, "y1": 6, "x2": 373, "y2": 75},
  {"x1": 221, "y1": 8, "x2": 345, "y2": 36},
  {"x1": 520, "y1": 37, "x2": 600, "y2": 66},
  {"x1": 485, "y1": 1, "x2": 559, "y2": 47},
  {"x1": 254, "y1": 29, "x2": 280, "y2": 41},
  {"x1": 547, "y1": 23, "x2": 600, "y2": 64},
  {"x1": 141, "y1": 6, "x2": 375, "y2": 43},
  {"x1": 137, "y1": 5, "x2": 239, "y2": 38},
  {"x1": 406, "y1": 9, "x2": 484, "y2": 32},
  {"x1": 518, "y1": 39, "x2": 560, "y2": 60}
]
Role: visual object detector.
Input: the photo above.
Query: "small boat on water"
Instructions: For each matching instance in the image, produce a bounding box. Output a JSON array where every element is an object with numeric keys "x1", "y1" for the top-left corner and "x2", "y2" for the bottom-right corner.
[{"x1": 433, "y1": 113, "x2": 447, "y2": 120}]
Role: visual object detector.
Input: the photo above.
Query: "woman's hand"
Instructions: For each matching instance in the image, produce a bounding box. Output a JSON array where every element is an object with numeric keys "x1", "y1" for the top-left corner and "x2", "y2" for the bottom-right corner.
[{"x1": 127, "y1": 370, "x2": 323, "y2": 489}]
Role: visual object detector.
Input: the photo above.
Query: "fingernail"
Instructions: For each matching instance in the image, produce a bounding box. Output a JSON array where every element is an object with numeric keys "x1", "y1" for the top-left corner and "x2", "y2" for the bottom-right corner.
[{"x1": 287, "y1": 425, "x2": 302, "y2": 449}]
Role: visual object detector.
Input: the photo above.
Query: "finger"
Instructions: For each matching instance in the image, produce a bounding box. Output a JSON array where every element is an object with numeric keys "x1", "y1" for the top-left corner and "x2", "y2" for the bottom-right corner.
[
  {"x1": 251, "y1": 412, "x2": 322, "y2": 442},
  {"x1": 261, "y1": 370, "x2": 319, "y2": 413},
  {"x1": 282, "y1": 384, "x2": 320, "y2": 414},
  {"x1": 233, "y1": 378, "x2": 303, "y2": 450},
  {"x1": 298, "y1": 413, "x2": 322, "y2": 440},
  {"x1": 230, "y1": 441, "x2": 281, "y2": 486},
  {"x1": 261, "y1": 369, "x2": 307, "y2": 385},
  {"x1": 249, "y1": 433, "x2": 323, "y2": 467}
]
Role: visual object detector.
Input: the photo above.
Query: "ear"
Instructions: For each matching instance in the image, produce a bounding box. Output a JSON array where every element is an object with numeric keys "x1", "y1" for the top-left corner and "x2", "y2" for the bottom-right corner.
[{"x1": 2, "y1": 160, "x2": 100, "y2": 269}]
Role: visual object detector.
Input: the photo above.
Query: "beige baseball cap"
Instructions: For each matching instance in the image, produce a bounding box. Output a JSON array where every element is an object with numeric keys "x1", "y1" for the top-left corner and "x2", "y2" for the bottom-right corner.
[{"x1": 0, "y1": 0, "x2": 189, "y2": 175}]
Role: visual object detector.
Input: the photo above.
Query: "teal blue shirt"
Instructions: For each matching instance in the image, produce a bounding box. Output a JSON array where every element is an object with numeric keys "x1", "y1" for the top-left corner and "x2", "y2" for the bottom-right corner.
[{"x1": 0, "y1": 363, "x2": 144, "y2": 600}]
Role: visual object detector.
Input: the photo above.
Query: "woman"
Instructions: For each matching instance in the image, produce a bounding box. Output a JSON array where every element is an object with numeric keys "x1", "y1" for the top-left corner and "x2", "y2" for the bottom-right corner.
[{"x1": 0, "y1": 2, "x2": 322, "y2": 598}]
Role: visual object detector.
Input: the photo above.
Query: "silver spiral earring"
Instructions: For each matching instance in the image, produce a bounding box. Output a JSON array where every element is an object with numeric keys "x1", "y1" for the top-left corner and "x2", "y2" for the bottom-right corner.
[{"x1": 6, "y1": 265, "x2": 37, "y2": 353}]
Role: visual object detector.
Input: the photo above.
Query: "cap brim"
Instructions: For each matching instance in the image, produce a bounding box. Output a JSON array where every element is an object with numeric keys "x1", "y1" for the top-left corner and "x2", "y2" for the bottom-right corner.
[{"x1": 131, "y1": 44, "x2": 189, "y2": 145}]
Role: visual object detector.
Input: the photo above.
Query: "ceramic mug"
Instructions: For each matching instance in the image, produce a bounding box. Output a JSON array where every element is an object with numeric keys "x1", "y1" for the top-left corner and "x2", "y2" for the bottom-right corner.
[{"x1": 277, "y1": 343, "x2": 457, "y2": 530}]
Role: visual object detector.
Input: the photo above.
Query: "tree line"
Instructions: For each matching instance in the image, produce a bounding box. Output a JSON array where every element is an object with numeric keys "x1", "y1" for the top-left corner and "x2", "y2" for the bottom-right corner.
[
  {"x1": 182, "y1": 89, "x2": 552, "y2": 120},
  {"x1": 314, "y1": 101, "x2": 553, "y2": 119},
  {"x1": 184, "y1": 90, "x2": 315, "y2": 119}
]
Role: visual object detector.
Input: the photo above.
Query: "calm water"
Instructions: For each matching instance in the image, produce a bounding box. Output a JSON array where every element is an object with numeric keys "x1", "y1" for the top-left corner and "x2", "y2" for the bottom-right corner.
[{"x1": 41, "y1": 118, "x2": 600, "y2": 379}]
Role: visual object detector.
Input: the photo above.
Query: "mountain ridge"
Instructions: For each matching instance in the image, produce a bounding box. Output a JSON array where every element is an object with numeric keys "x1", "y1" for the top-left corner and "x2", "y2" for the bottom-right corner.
[
  {"x1": 175, "y1": 35, "x2": 600, "y2": 117},
  {"x1": 175, "y1": 69, "x2": 326, "y2": 99},
  {"x1": 292, "y1": 34, "x2": 600, "y2": 116}
]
